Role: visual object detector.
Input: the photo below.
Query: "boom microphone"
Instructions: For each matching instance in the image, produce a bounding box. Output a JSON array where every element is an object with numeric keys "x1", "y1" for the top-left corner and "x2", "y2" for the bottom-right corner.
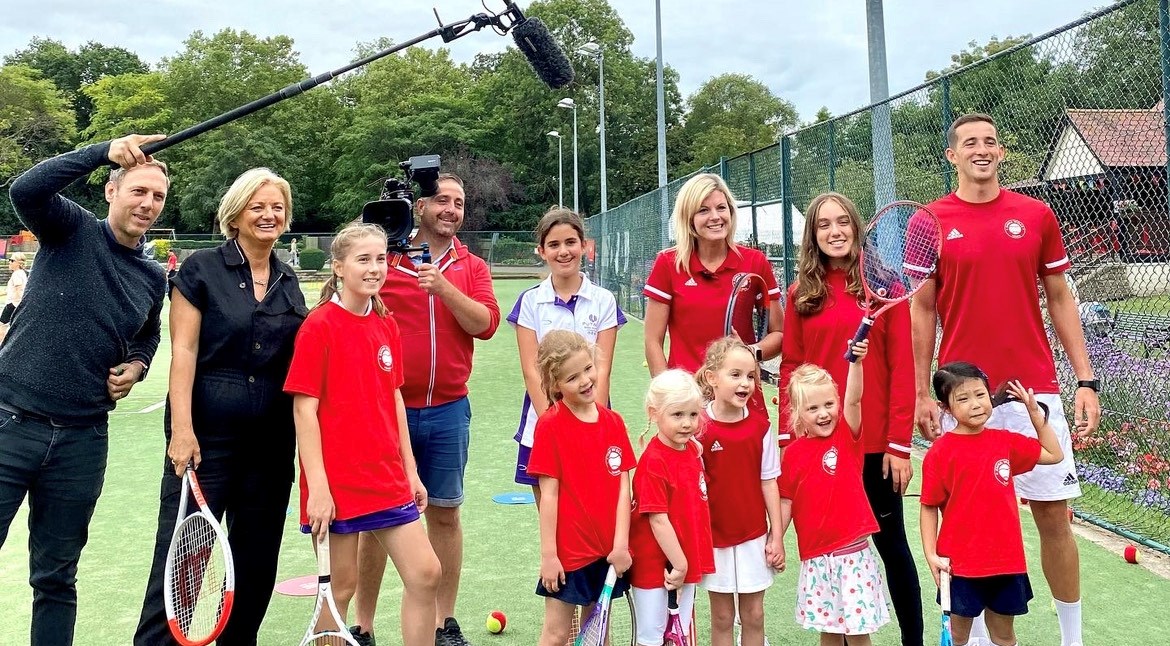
[{"x1": 511, "y1": 16, "x2": 575, "y2": 89}]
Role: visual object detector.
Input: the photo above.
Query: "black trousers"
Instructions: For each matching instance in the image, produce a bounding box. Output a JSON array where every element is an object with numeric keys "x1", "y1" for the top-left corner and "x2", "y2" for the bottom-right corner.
[
  {"x1": 863, "y1": 451, "x2": 924, "y2": 646},
  {"x1": 134, "y1": 370, "x2": 295, "y2": 646}
]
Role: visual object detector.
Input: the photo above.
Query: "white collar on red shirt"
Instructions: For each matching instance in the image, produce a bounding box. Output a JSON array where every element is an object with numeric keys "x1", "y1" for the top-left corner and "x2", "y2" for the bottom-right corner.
[
  {"x1": 533, "y1": 272, "x2": 600, "y2": 305},
  {"x1": 705, "y1": 401, "x2": 749, "y2": 423},
  {"x1": 330, "y1": 292, "x2": 372, "y2": 316}
]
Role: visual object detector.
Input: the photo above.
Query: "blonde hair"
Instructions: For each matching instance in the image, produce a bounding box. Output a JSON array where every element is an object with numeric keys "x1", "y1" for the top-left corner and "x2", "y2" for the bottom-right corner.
[
  {"x1": 794, "y1": 192, "x2": 865, "y2": 315},
  {"x1": 671, "y1": 173, "x2": 740, "y2": 275},
  {"x1": 315, "y1": 223, "x2": 389, "y2": 317},
  {"x1": 537, "y1": 330, "x2": 593, "y2": 404},
  {"x1": 215, "y1": 168, "x2": 293, "y2": 238},
  {"x1": 8, "y1": 252, "x2": 25, "y2": 267},
  {"x1": 695, "y1": 336, "x2": 756, "y2": 401},
  {"x1": 786, "y1": 363, "x2": 839, "y2": 434},
  {"x1": 643, "y1": 369, "x2": 704, "y2": 444}
]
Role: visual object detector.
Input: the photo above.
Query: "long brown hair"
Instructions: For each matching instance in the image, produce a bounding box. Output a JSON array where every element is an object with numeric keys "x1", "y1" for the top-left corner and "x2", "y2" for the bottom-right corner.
[
  {"x1": 315, "y1": 223, "x2": 389, "y2": 317},
  {"x1": 793, "y1": 192, "x2": 864, "y2": 316}
]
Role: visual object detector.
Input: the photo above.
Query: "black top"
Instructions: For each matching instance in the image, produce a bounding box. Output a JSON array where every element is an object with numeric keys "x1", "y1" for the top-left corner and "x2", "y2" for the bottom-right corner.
[
  {"x1": 170, "y1": 239, "x2": 307, "y2": 378},
  {"x1": 2, "y1": 142, "x2": 164, "y2": 425}
]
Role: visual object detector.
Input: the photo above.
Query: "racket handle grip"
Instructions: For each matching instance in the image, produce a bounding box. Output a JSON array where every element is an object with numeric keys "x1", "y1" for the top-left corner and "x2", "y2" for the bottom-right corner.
[
  {"x1": 844, "y1": 318, "x2": 875, "y2": 362},
  {"x1": 665, "y1": 560, "x2": 679, "y2": 609},
  {"x1": 938, "y1": 556, "x2": 952, "y2": 611}
]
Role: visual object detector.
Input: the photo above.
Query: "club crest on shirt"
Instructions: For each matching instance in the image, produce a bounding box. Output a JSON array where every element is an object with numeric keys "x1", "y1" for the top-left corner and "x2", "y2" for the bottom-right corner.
[
  {"x1": 994, "y1": 458, "x2": 1012, "y2": 485},
  {"x1": 1004, "y1": 219, "x2": 1026, "y2": 239},
  {"x1": 698, "y1": 471, "x2": 708, "y2": 501},
  {"x1": 606, "y1": 446, "x2": 623, "y2": 476},
  {"x1": 822, "y1": 447, "x2": 839, "y2": 475},
  {"x1": 377, "y1": 345, "x2": 394, "y2": 372}
]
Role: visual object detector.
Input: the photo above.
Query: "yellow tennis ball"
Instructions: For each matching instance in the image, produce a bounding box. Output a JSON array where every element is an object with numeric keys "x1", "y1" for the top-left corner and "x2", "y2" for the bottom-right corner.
[{"x1": 642, "y1": 360, "x2": 648, "y2": 367}]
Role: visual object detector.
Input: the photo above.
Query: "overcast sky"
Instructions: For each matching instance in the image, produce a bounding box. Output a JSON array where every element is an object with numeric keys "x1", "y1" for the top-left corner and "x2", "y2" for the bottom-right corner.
[{"x1": 2, "y1": 0, "x2": 1109, "y2": 120}]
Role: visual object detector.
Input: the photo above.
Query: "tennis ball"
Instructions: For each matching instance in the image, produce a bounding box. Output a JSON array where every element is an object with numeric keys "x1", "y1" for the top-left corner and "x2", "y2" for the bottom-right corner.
[
  {"x1": 642, "y1": 360, "x2": 648, "y2": 367},
  {"x1": 1124, "y1": 545, "x2": 1140, "y2": 564},
  {"x1": 486, "y1": 610, "x2": 507, "y2": 634}
]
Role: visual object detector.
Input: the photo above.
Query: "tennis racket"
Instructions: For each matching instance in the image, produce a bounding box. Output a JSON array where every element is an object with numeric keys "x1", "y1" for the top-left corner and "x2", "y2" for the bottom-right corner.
[
  {"x1": 844, "y1": 200, "x2": 941, "y2": 362},
  {"x1": 299, "y1": 532, "x2": 360, "y2": 646},
  {"x1": 663, "y1": 587, "x2": 687, "y2": 646},
  {"x1": 164, "y1": 464, "x2": 234, "y2": 646},
  {"x1": 724, "y1": 272, "x2": 771, "y2": 346},
  {"x1": 939, "y1": 556, "x2": 953, "y2": 646},
  {"x1": 575, "y1": 565, "x2": 619, "y2": 646}
]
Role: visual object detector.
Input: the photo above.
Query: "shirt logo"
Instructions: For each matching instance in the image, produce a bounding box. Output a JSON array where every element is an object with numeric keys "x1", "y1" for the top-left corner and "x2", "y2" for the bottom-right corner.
[
  {"x1": 1004, "y1": 219, "x2": 1026, "y2": 239},
  {"x1": 710, "y1": 440, "x2": 724, "y2": 452},
  {"x1": 946, "y1": 228, "x2": 964, "y2": 240},
  {"x1": 606, "y1": 446, "x2": 623, "y2": 476},
  {"x1": 994, "y1": 458, "x2": 1011, "y2": 485},
  {"x1": 684, "y1": 277, "x2": 698, "y2": 287},
  {"x1": 822, "y1": 447, "x2": 838, "y2": 475},
  {"x1": 377, "y1": 345, "x2": 394, "y2": 372},
  {"x1": 698, "y1": 471, "x2": 708, "y2": 501}
]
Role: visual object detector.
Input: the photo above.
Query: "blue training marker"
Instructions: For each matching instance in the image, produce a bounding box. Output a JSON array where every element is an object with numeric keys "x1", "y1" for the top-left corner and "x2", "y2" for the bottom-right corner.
[{"x1": 491, "y1": 492, "x2": 535, "y2": 505}]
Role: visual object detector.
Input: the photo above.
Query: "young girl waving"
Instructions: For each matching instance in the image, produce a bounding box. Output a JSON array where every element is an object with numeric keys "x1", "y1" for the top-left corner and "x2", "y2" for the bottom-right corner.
[
  {"x1": 695, "y1": 337, "x2": 784, "y2": 646},
  {"x1": 627, "y1": 369, "x2": 716, "y2": 646},
  {"x1": 526, "y1": 329, "x2": 634, "y2": 646},
  {"x1": 777, "y1": 340, "x2": 890, "y2": 645},
  {"x1": 284, "y1": 223, "x2": 440, "y2": 646},
  {"x1": 510, "y1": 208, "x2": 624, "y2": 499},
  {"x1": 921, "y1": 363, "x2": 1064, "y2": 646}
]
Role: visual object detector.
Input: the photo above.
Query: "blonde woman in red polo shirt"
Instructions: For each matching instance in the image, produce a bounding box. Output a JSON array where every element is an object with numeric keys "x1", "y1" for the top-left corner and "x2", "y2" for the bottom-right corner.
[
  {"x1": 642, "y1": 173, "x2": 784, "y2": 433},
  {"x1": 778, "y1": 192, "x2": 923, "y2": 645}
]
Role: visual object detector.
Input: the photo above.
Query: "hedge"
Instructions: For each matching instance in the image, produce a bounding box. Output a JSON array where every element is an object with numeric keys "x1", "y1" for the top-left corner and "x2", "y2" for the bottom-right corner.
[{"x1": 299, "y1": 248, "x2": 328, "y2": 271}]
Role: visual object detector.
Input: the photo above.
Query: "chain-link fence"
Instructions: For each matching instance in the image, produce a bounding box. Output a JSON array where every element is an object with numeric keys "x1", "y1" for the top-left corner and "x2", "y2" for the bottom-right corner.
[{"x1": 586, "y1": 0, "x2": 1170, "y2": 553}]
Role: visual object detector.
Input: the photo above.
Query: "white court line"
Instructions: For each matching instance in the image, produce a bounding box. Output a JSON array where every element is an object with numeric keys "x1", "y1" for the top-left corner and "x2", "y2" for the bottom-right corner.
[{"x1": 138, "y1": 400, "x2": 166, "y2": 414}]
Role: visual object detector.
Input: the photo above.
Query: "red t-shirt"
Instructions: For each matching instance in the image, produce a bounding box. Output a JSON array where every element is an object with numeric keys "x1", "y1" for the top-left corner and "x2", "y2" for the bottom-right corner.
[
  {"x1": 778, "y1": 270, "x2": 915, "y2": 458},
  {"x1": 911, "y1": 191, "x2": 1070, "y2": 393},
  {"x1": 284, "y1": 301, "x2": 411, "y2": 524},
  {"x1": 920, "y1": 428, "x2": 1041, "y2": 577},
  {"x1": 527, "y1": 403, "x2": 635, "y2": 572},
  {"x1": 628, "y1": 436, "x2": 716, "y2": 588},
  {"x1": 698, "y1": 407, "x2": 779, "y2": 547},
  {"x1": 777, "y1": 423, "x2": 878, "y2": 561}
]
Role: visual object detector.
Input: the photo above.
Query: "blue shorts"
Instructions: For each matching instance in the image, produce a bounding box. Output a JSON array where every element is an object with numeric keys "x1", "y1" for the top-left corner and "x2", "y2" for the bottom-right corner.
[
  {"x1": 407, "y1": 396, "x2": 471, "y2": 507},
  {"x1": 515, "y1": 443, "x2": 538, "y2": 486},
  {"x1": 301, "y1": 501, "x2": 420, "y2": 534},
  {"x1": 940, "y1": 573, "x2": 1033, "y2": 618},
  {"x1": 536, "y1": 557, "x2": 630, "y2": 607}
]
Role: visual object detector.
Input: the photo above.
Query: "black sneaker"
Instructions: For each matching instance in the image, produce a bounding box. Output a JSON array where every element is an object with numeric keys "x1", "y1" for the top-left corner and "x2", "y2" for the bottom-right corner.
[
  {"x1": 437, "y1": 617, "x2": 472, "y2": 646},
  {"x1": 349, "y1": 625, "x2": 376, "y2": 646}
]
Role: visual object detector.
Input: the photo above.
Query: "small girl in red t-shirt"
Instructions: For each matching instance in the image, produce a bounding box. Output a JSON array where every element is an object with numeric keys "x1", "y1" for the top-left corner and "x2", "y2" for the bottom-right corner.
[
  {"x1": 526, "y1": 329, "x2": 635, "y2": 646},
  {"x1": 627, "y1": 369, "x2": 715, "y2": 645},
  {"x1": 694, "y1": 337, "x2": 783, "y2": 646},
  {"x1": 777, "y1": 340, "x2": 891, "y2": 644},
  {"x1": 921, "y1": 362, "x2": 1064, "y2": 646},
  {"x1": 284, "y1": 223, "x2": 440, "y2": 646}
]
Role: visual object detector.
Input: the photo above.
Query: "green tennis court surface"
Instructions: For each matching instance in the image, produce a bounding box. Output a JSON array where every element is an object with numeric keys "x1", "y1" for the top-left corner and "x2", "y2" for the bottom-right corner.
[{"x1": 0, "y1": 279, "x2": 1165, "y2": 644}]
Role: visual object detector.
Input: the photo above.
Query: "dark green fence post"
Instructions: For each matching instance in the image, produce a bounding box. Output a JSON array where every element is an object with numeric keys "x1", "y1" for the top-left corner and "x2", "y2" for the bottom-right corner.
[
  {"x1": 941, "y1": 75, "x2": 954, "y2": 193},
  {"x1": 719, "y1": 156, "x2": 729, "y2": 182},
  {"x1": 780, "y1": 136, "x2": 795, "y2": 285},
  {"x1": 748, "y1": 152, "x2": 760, "y2": 247},
  {"x1": 828, "y1": 121, "x2": 837, "y2": 191}
]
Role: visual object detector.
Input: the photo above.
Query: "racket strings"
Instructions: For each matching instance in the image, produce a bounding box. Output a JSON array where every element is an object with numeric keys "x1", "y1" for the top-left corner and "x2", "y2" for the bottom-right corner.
[
  {"x1": 170, "y1": 515, "x2": 227, "y2": 639},
  {"x1": 860, "y1": 203, "x2": 941, "y2": 301}
]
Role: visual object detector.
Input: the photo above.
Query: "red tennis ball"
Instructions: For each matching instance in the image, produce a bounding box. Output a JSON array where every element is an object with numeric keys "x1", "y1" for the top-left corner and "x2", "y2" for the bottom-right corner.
[
  {"x1": 1124, "y1": 545, "x2": 1140, "y2": 564},
  {"x1": 486, "y1": 610, "x2": 507, "y2": 634}
]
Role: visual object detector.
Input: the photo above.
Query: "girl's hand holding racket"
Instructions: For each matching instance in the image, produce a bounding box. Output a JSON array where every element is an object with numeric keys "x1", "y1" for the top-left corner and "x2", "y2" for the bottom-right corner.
[
  {"x1": 925, "y1": 552, "x2": 951, "y2": 588},
  {"x1": 606, "y1": 546, "x2": 632, "y2": 576},
  {"x1": 540, "y1": 554, "x2": 565, "y2": 592},
  {"x1": 167, "y1": 428, "x2": 202, "y2": 476},
  {"x1": 847, "y1": 339, "x2": 869, "y2": 362},
  {"x1": 663, "y1": 562, "x2": 686, "y2": 591},
  {"x1": 306, "y1": 486, "x2": 335, "y2": 537},
  {"x1": 409, "y1": 473, "x2": 428, "y2": 513}
]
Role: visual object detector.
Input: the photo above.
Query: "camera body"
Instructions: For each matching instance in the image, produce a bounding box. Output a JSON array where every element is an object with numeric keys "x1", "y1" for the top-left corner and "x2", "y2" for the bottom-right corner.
[{"x1": 362, "y1": 154, "x2": 442, "y2": 253}]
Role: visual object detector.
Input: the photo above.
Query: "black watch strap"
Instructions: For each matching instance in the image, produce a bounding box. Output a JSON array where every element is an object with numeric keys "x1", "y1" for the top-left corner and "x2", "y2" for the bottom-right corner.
[{"x1": 1077, "y1": 379, "x2": 1100, "y2": 392}]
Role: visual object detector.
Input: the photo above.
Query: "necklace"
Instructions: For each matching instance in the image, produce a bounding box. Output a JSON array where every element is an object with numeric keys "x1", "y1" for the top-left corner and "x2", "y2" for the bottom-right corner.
[{"x1": 253, "y1": 278, "x2": 268, "y2": 286}]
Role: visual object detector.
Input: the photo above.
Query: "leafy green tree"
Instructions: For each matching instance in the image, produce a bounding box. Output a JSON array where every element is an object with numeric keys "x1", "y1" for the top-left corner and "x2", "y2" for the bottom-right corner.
[{"x1": 682, "y1": 73, "x2": 798, "y2": 165}]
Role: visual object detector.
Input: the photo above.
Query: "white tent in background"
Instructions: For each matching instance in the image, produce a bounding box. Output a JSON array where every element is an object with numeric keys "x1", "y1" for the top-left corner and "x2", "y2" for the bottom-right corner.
[{"x1": 734, "y1": 202, "x2": 805, "y2": 248}]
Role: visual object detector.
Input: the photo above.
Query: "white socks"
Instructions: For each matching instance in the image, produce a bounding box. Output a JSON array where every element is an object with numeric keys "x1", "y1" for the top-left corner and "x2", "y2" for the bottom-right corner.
[
  {"x1": 1054, "y1": 598, "x2": 1083, "y2": 645},
  {"x1": 969, "y1": 612, "x2": 991, "y2": 643}
]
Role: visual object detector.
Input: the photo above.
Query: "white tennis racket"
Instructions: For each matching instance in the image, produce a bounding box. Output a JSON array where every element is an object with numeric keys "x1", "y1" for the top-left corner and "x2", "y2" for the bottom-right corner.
[
  {"x1": 164, "y1": 464, "x2": 235, "y2": 646},
  {"x1": 299, "y1": 532, "x2": 360, "y2": 646}
]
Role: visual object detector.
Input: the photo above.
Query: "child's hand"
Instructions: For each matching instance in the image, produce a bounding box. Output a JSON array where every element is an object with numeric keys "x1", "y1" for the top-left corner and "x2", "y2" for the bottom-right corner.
[
  {"x1": 664, "y1": 563, "x2": 686, "y2": 591},
  {"x1": 540, "y1": 554, "x2": 565, "y2": 593},
  {"x1": 925, "y1": 553, "x2": 951, "y2": 589},
  {"x1": 765, "y1": 532, "x2": 785, "y2": 571},
  {"x1": 848, "y1": 338, "x2": 869, "y2": 361},
  {"x1": 607, "y1": 547, "x2": 633, "y2": 576},
  {"x1": 409, "y1": 473, "x2": 428, "y2": 513},
  {"x1": 306, "y1": 486, "x2": 335, "y2": 537},
  {"x1": 1006, "y1": 380, "x2": 1045, "y2": 422}
]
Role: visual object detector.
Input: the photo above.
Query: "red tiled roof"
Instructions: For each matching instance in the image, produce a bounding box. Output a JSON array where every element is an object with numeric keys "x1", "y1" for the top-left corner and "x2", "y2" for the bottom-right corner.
[{"x1": 1066, "y1": 106, "x2": 1166, "y2": 168}]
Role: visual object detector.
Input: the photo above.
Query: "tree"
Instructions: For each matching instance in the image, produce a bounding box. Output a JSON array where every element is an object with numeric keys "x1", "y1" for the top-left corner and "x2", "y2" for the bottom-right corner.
[
  {"x1": 0, "y1": 65, "x2": 77, "y2": 230},
  {"x1": 682, "y1": 73, "x2": 798, "y2": 166}
]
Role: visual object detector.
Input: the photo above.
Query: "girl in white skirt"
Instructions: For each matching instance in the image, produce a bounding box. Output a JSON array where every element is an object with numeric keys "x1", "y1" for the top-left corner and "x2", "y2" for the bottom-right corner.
[
  {"x1": 694, "y1": 337, "x2": 784, "y2": 646},
  {"x1": 777, "y1": 341, "x2": 890, "y2": 645}
]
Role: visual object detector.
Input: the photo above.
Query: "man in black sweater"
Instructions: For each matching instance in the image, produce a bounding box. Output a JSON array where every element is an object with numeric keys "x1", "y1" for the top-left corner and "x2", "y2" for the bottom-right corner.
[{"x1": 1, "y1": 133, "x2": 168, "y2": 645}]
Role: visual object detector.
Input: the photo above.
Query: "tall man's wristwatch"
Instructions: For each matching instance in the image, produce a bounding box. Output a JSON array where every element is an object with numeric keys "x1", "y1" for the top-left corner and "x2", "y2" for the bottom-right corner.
[
  {"x1": 749, "y1": 344, "x2": 763, "y2": 362},
  {"x1": 1076, "y1": 379, "x2": 1100, "y2": 392}
]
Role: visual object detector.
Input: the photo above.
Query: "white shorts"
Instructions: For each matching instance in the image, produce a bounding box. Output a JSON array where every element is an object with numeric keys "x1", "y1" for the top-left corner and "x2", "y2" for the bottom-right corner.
[
  {"x1": 700, "y1": 534, "x2": 775, "y2": 594},
  {"x1": 632, "y1": 584, "x2": 696, "y2": 646},
  {"x1": 941, "y1": 392, "x2": 1081, "y2": 502}
]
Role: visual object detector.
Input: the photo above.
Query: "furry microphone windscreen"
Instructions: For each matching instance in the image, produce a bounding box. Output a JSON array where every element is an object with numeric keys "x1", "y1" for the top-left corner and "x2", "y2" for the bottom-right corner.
[{"x1": 512, "y1": 17, "x2": 575, "y2": 89}]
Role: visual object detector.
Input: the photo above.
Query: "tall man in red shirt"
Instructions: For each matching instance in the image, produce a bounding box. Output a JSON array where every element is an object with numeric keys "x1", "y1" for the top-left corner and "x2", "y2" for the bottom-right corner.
[
  {"x1": 911, "y1": 113, "x2": 1100, "y2": 646},
  {"x1": 352, "y1": 174, "x2": 501, "y2": 646}
]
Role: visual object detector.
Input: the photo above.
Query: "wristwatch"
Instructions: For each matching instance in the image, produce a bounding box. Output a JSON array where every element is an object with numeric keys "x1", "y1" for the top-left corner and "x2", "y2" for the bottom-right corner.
[
  {"x1": 750, "y1": 344, "x2": 763, "y2": 362},
  {"x1": 1076, "y1": 379, "x2": 1100, "y2": 392}
]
